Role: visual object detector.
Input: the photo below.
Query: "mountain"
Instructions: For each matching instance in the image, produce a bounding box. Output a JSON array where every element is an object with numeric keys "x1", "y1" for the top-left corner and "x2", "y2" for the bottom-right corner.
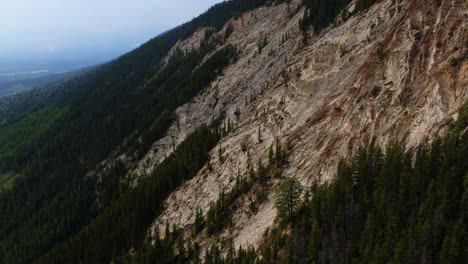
[{"x1": 0, "y1": 0, "x2": 466, "y2": 263}]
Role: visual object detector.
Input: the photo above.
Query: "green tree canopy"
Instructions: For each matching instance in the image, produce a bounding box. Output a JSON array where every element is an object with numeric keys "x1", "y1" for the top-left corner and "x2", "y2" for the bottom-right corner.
[{"x1": 275, "y1": 177, "x2": 304, "y2": 223}]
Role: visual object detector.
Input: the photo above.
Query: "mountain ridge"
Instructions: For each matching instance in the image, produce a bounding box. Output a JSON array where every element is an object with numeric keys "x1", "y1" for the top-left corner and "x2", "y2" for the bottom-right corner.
[{"x1": 0, "y1": 0, "x2": 466, "y2": 263}]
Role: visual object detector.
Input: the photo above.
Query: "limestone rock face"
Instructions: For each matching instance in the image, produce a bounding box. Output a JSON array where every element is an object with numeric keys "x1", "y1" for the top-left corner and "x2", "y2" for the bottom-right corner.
[{"x1": 93, "y1": 0, "x2": 468, "y2": 252}]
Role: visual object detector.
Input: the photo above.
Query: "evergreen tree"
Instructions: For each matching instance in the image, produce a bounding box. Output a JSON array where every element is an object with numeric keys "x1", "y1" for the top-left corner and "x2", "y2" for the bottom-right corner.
[
  {"x1": 275, "y1": 177, "x2": 304, "y2": 223},
  {"x1": 258, "y1": 159, "x2": 267, "y2": 183},
  {"x1": 193, "y1": 207, "x2": 204, "y2": 235}
]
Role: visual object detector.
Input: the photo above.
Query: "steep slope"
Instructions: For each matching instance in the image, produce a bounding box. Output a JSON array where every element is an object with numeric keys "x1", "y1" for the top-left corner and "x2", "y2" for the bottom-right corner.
[
  {"x1": 0, "y1": 0, "x2": 296, "y2": 263},
  {"x1": 0, "y1": 0, "x2": 465, "y2": 263},
  {"x1": 0, "y1": 1, "x2": 291, "y2": 263},
  {"x1": 211, "y1": 106, "x2": 467, "y2": 263},
  {"x1": 146, "y1": 0, "x2": 467, "y2": 253}
]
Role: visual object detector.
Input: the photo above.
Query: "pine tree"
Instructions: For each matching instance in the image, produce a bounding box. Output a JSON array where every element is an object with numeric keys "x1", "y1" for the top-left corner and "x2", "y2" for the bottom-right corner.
[
  {"x1": 268, "y1": 144, "x2": 274, "y2": 165},
  {"x1": 258, "y1": 125, "x2": 262, "y2": 143},
  {"x1": 275, "y1": 178, "x2": 303, "y2": 223},
  {"x1": 206, "y1": 202, "x2": 216, "y2": 235},
  {"x1": 192, "y1": 242, "x2": 201, "y2": 264},
  {"x1": 258, "y1": 159, "x2": 267, "y2": 183},
  {"x1": 176, "y1": 236, "x2": 186, "y2": 263},
  {"x1": 275, "y1": 139, "x2": 283, "y2": 166},
  {"x1": 193, "y1": 207, "x2": 204, "y2": 235}
]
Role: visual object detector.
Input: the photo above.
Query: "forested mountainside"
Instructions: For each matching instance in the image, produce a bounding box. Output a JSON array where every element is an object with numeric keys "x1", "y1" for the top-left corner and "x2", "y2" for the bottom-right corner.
[
  {"x1": 125, "y1": 101, "x2": 468, "y2": 264},
  {"x1": 0, "y1": 0, "x2": 466, "y2": 263}
]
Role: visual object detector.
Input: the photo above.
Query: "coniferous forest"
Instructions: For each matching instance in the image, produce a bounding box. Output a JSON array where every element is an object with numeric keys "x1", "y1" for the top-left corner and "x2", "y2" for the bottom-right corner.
[
  {"x1": 125, "y1": 103, "x2": 468, "y2": 264},
  {"x1": 0, "y1": 0, "x2": 465, "y2": 263},
  {"x1": 0, "y1": 1, "x2": 289, "y2": 263}
]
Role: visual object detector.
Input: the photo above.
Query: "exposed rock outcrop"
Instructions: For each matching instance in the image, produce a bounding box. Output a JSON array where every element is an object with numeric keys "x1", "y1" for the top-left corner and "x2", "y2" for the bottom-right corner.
[{"x1": 91, "y1": 0, "x2": 468, "y2": 253}]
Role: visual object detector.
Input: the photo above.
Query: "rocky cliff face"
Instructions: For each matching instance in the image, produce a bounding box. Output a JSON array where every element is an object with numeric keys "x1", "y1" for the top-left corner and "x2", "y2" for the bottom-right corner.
[{"x1": 93, "y1": 0, "x2": 468, "y2": 253}]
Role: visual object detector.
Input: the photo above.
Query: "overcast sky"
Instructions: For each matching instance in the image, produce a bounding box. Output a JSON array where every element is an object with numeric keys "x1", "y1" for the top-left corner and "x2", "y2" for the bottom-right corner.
[{"x1": 0, "y1": 0, "x2": 222, "y2": 62}]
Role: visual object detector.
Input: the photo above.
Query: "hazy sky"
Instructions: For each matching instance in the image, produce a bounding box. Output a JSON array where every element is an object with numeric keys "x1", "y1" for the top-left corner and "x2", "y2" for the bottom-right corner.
[{"x1": 0, "y1": 0, "x2": 222, "y2": 62}]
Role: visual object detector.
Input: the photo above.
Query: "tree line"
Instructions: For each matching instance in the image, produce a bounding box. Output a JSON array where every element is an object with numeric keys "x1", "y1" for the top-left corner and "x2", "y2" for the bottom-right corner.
[{"x1": 299, "y1": 0, "x2": 382, "y2": 42}]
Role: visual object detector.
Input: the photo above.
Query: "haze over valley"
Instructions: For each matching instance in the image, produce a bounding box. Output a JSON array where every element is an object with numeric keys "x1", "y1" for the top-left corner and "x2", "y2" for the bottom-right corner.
[{"x1": 0, "y1": 58, "x2": 97, "y2": 96}]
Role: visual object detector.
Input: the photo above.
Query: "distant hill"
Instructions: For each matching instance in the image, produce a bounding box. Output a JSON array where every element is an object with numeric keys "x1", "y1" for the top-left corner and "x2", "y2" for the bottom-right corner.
[
  {"x1": 0, "y1": 70, "x2": 80, "y2": 97},
  {"x1": 0, "y1": 59, "x2": 98, "y2": 96}
]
